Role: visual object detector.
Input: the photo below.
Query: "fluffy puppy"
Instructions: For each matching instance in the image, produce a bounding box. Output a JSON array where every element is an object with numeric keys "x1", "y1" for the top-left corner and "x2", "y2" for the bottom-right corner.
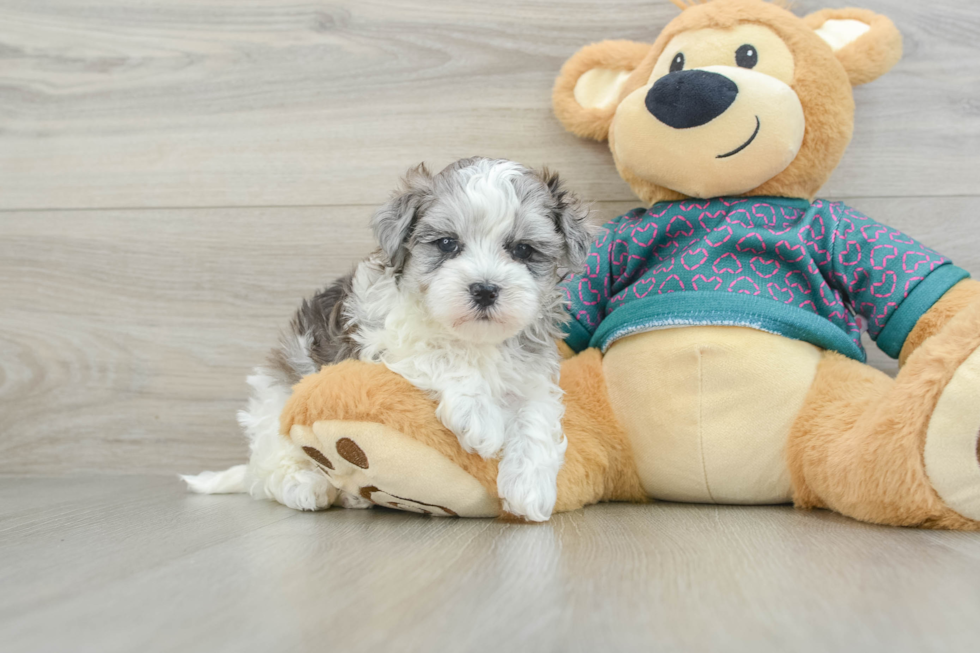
[{"x1": 184, "y1": 157, "x2": 592, "y2": 521}]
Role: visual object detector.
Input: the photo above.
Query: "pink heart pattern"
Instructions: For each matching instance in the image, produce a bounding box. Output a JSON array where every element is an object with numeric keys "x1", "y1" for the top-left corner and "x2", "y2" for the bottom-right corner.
[{"x1": 561, "y1": 198, "x2": 959, "y2": 359}]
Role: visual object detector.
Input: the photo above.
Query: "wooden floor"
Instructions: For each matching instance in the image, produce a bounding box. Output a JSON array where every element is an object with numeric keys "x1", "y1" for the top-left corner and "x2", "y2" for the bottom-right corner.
[
  {"x1": 2, "y1": 1, "x2": 980, "y2": 651},
  {"x1": 3, "y1": 476, "x2": 980, "y2": 653}
]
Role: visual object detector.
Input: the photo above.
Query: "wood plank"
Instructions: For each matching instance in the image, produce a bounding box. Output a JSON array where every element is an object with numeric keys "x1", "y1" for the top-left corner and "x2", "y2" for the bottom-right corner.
[
  {"x1": 0, "y1": 206, "x2": 376, "y2": 475},
  {"x1": 0, "y1": 476, "x2": 296, "y2": 620},
  {"x1": 2, "y1": 477, "x2": 980, "y2": 653},
  {"x1": 1, "y1": 196, "x2": 978, "y2": 475},
  {"x1": 1, "y1": 0, "x2": 979, "y2": 210}
]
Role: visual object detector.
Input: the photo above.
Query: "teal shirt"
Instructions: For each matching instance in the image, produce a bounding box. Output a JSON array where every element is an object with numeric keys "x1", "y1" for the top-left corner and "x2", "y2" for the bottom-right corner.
[{"x1": 562, "y1": 197, "x2": 969, "y2": 362}]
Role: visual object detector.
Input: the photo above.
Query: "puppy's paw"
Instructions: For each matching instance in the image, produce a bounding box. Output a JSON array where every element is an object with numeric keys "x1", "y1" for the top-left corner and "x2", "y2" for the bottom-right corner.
[
  {"x1": 437, "y1": 397, "x2": 506, "y2": 459},
  {"x1": 264, "y1": 468, "x2": 338, "y2": 511},
  {"x1": 461, "y1": 415, "x2": 507, "y2": 459},
  {"x1": 496, "y1": 459, "x2": 559, "y2": 523}
]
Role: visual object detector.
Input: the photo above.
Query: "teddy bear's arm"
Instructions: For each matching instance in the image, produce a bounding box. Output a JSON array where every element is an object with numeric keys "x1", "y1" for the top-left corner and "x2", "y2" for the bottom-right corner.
[
  {"x1": 560, "y1": 215, "x2": 632, "y2": 353},
  {"x1": 819, "y1": 203, "x2": 971, "y2": 361},
  {"x1": 899, "y1": 279, "x2": 980, "y2": 365}
]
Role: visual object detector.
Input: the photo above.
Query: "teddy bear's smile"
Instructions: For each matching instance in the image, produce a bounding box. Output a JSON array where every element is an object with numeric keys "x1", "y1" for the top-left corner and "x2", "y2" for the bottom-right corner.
[{"x1": 717, "y1": 115, "x2": 761, "y2": 159}]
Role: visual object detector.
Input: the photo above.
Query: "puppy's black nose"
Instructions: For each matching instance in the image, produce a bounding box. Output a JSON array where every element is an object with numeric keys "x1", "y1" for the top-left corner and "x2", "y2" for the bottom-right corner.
[
  {"x1": 645, "y1": 70, "x2": 738, "y2": 129},
  {"x1": 469, "y1": 282, "x2": 499, "y2": 308}
]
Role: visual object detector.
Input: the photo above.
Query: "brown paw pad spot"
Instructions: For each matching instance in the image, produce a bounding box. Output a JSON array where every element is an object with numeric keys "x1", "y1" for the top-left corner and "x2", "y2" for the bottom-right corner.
[
  {"x1": 336, "y1": 437, "x2": 369, "y2": 469},
  {"x1": 360, "y1": 485, "x2": 457, "y2": 517},
  {"x1": 302, "y1": 446, "x2": 334, "y2": 471},
  {"x1": 359, "y1": 486, "x2": 378, "y2": 502}
]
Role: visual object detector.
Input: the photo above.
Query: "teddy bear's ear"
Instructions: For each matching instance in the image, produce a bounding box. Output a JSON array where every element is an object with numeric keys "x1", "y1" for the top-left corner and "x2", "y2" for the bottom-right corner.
[
  {"x1": 553, "y1": 40, "x2": 652, "y2": 142},
  {"x1": 804, "y1": 8, "x2": 903, "y2": 86}
]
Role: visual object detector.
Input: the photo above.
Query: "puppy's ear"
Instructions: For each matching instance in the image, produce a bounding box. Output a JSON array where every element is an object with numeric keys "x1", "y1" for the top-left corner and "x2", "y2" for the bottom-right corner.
[
  {"x1": 541, "y1": 168, "x2": 593, "y2": 272},
  {"x1": 372, "y1": 164, "x2": 433, "y2": 270}
]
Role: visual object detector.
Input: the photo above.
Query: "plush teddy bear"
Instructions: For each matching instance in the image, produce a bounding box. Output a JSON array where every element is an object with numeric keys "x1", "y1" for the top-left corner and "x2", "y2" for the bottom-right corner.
[{"x1": 282, "y1": 0, "x2": 980, "y2": 529}]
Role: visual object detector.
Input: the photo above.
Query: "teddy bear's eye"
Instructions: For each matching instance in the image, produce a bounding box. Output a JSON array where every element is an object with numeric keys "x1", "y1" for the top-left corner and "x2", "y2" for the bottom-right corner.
[
  {"x1": 736, "y1": 44, "x2": 758, "y2": 69},
  {"x1": 669, "y1": 52, "x2": 685, "y2": 73}
]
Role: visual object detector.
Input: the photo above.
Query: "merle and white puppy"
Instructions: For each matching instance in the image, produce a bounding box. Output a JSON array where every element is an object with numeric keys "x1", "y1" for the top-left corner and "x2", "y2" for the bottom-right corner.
[{"x1": 184, "y1": 157, "x2": 591, "y2": 521}]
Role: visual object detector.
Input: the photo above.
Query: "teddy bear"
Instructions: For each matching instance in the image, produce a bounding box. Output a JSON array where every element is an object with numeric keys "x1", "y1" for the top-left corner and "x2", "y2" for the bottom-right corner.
[{"x1": 280, "y1": 0, "x2": 980, "y2": 529}]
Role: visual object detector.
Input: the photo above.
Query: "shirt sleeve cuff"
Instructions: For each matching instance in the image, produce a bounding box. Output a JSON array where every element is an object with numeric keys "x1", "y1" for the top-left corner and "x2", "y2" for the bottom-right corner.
[
  {"x1": 563, "y1": 316, "x2": 594, "y2": 353},
  {"x1": 876, "y1": 264, "x2": 971, "y2": 359}
]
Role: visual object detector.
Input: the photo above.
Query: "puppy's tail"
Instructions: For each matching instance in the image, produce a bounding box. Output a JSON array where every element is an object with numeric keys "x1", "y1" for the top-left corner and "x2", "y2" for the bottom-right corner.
[{"x1": 181, "y1": 465, "x2": 247, "y2": 494}]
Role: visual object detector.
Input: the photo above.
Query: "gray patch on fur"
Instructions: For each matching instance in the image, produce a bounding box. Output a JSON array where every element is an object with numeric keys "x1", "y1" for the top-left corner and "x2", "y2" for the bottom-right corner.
[
  {"x1": 265, "y1": 273, "x2": 358, "y2": 386},
  {"x1": 538, "y1": 167, "x2": 593, "y2": 272},
  {"x1": 371, "y1": 164, "x2": 434, "y2": 271}
]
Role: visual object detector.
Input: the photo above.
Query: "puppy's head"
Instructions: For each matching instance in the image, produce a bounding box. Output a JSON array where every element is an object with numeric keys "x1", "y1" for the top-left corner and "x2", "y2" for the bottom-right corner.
[{"x1": 372, "y1": 158, "x2": 592, "y2": 344}]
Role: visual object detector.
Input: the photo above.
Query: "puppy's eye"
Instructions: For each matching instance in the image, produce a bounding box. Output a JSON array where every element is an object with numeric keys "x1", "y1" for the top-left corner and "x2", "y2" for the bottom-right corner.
[
  {"x1": 435, "y1": 237, "x2": 459, "y2": 254},
  {"x1": 735, "y1": 44, "x2": 758, "y2": 69},
  {"x1": 511, "y1": 243, "x2": 534, "y2": 261},
  {"x1": 670, "y1": 52, "x2": 685, "y2": 73}
]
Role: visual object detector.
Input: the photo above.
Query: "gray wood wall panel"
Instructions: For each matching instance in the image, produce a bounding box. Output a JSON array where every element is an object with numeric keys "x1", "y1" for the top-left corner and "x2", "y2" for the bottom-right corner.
[
  {"x1": 0, "y1": 0, "x2": 978, "y2": 475},
  {"x1": 0, "y1": 0, "x2": 978, "y2": 210}
]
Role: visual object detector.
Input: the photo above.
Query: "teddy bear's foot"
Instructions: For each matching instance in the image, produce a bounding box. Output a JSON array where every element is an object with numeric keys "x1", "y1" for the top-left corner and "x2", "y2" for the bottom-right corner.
[
  {"x1": 788, "y1": 299, "x2": 980, "y2": 530},
  {"x1": 335, "y1": 489, "x2": 374, "y2": 510},
  {"x1": 288, "y1": 420, "x2": 501, "y2": 518},
  {"x1": 924, "y1": 345, "x2": 980, "y2": 522}
]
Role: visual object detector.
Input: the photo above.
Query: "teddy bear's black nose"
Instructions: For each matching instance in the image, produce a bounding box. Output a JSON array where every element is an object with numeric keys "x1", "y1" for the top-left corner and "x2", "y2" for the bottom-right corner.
[{"x1": 646, "y1": 70, "x2": 739, "y2": 129}]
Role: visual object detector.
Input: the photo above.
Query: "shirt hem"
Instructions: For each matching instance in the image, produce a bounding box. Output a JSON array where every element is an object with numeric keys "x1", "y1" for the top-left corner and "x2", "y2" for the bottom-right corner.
[{"x1": 589, "y1": 292, "x2": 867, "y2": 361}]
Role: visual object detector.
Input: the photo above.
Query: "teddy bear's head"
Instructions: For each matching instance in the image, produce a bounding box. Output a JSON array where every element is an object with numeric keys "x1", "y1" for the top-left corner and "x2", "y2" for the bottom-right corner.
[{"x1": 553, "y1": 0, "x2": 902, "y2": 204}]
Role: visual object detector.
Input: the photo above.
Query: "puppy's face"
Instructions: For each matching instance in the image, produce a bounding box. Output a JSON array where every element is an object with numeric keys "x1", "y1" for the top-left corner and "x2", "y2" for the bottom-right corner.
[{"x1": 374, "y1": 158, "x2": 591, "y2": 344}]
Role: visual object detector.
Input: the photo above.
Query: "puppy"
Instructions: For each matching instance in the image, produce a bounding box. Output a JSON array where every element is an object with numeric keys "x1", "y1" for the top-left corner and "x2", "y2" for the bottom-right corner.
[{"x1": 184, "y1": 157, "x2": 591, "y2": 521}]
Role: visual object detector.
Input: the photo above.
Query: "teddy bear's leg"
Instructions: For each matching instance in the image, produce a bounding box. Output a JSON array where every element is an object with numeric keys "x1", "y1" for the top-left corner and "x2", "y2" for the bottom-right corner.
[
  {"x1": 552, "y1": 349, "x2": 648, "y2": 512},
  {"x1": 787, "y1": 301, "x2": 980, "y2": 530},
  {"x1": 279, "y1": 352, "x2": 645, "y2": 518},
  {"x1": 280, "y1": 360, "x2": 501, "y2": 517}
]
